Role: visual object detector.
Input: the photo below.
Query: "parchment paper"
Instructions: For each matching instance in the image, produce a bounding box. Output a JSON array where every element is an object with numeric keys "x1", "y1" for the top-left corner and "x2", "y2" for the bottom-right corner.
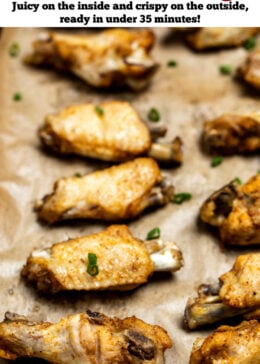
[{"x1": 0, "y1": 28, "x2": 259, "y2": 363}]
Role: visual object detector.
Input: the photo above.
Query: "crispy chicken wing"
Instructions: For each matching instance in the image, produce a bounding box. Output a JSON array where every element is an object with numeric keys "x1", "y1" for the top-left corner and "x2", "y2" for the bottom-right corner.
[
  {"x1": 238, "y1": 49, "x2": 260, "y2": 89},
  {"x1": 0, "y1": 310, "x2": 172, "y2": 363},
  {"x1": 184, "y1": 253, "x2": 260, "y2": 329},
  {"x1": 186, "y1": 27, "x2": 259, "y2": 50},
  {"x1": 24, "y1": 29, "x2": 158, "y2": 90},
  {"x1": 200, "y1": 175, "x2": 260, "y2": 246},
  {"x1": 202, "y1": 113, "x2": 260, "y2": 154},
  {"x1": 35, "y1": 158, "x2": 174, "y2": 224},
  {"x1": 190, "y1": 320, "x2": 260, "y2": 364},
  {"x1": 39, "y1": 100, "x2": 183, "y2": 165},
  {"x1": 22, "y1": 225, "x2": 183, "y2": 293}
]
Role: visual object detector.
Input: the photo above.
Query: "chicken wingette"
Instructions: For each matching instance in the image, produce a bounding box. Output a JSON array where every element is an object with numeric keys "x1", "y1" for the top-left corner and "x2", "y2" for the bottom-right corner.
[
  {"x1": 39, "y1": 100, "x2": 183, "y2": 165},
  {"x1": 190, "y1": 320, "x2": 260, "y2": 364},
  {"x1": 22, "y1": 225, "x2": 183, "y2": 293},
  {"x1": 24, "y1": 29, "x2": 158, "y2": 90},
  {"x1": 200, "y1": 174, "x2": 260, "y2": 246},
  {"x1": 0, "y1": 310, "x2": 172, "y2": 363},
  {"x1": 35, "y1": 158, "x2": 174, "y2": 224},
  {"x1": 184, "y1": 253, "x2": 260, "y2": 330},
  {"x1": 186, "y1": 27, "x2": 259, "y2": 50},
  {"x1": 202, "y1": 113, "x2": 260, "y2": 154},
  {"x1": 238, "y1": 49, "x2": 260, "y2": 89}
]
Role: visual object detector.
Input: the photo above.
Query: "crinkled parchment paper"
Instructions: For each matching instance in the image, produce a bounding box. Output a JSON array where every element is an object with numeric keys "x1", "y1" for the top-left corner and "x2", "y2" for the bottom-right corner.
[{"x1": 0, "y1": 28, "x2": 259, "y2": 363}]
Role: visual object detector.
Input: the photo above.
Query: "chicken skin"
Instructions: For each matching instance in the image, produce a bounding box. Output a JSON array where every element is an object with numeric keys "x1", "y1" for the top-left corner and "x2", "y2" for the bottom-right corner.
[
  {"x1": 39, "y1": 100, "x2": 183, "y2": 165},
  {"x1": 186, "y1": 27, "x2": 259, "y2": 50},
  {"x1": 238, "y1": 49, "x2": 260, "y2": 89},
  {"x1": 22, "y1": 225, "x2": 183, "y2": 293},
  {"x1": 0, "y1": 310, "x2": 172, "y2": 363},
  {"x1": 24, "y1": 29, "x2": 158, "y2": 90},
  {"x1": 202, "y1": 113, "x2": 260, "y2": 155},
  {"x1": 184, "y1": 253, "x2": 260, "y2": 329},
  {"x1": 200, "y1": 174, "x2": 260, "y2": 246},
  {"x1": 190, "y1": 320, "x2": 260, "y2": 364},
  {"x1": 35, "y1": 158, "x2": 174, "y2": 224}
]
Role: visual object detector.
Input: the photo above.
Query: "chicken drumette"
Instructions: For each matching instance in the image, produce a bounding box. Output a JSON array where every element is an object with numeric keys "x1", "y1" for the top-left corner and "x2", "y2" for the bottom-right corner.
[
  {"x1": 238, "y1": 49, "x2": 260, "y2": 90},
  {"x1": 39, "y1": 100, "x2": 183, "y2": 165},
  {"x1": 0, "y1": 310, "x2": 172, "y2": 363},
  {"x1": 185, "y1": 253, "x2": 260, "y2": 330},
  {"x1": 22, "y1": 225, "x2": 183, "y2": 293},
  {"x1": 202, "y1": 113, "x2": 260, "y2": 155},
  {"x1": 200, "y1": 174, "x2": 260, "y2": 246},
  {"x1": 35, "y1": 158, "x2": 174, "y2": 224},
  {"x1": 190, "y1": 320, "x2": 260, "y2": 364},
  {"x1": 25, "y1": 29, "x2": 158, "y2": 90}
]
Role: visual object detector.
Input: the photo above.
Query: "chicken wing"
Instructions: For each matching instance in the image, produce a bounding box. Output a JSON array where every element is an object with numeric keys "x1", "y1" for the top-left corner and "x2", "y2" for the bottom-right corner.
[
  {"x1": 238, "y1": 49, "x2": 260, "y2": 89},
  {"x1": 184, "y1": 253, "x2": 260, "y2": 329},
  {"x1": 0, "y1": 310, "x2": 172, "y2": 363},
  {"x1": 200, "y1": 174, "x2": 260, "y2": 246},
  {"x1": 190, "y1": 320, "x2": 260, "y2": 364},
  {"x1": 35, "y1": 158, "x2": 174, "y2": 224},
  {"x1": 186, "y1": 27, "x2": 259, "y2": 50},
  {"x1": 202, "y1": 113, "x2": 260, "y2": 154},
  {"x1": 24, "y1": 29, "x2": 158, "y2": 90},
  {"x1": 39, "y1": 100, "x2": 183, "y2": 165},
  {"x1": 22, "y1": 225, "x2": 183, "y2": 293}
]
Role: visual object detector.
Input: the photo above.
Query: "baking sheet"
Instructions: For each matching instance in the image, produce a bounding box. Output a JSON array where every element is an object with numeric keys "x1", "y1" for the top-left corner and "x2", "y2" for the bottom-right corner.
[{"x1": 0, "y1": 28, "x2": 259, "y2": 363}]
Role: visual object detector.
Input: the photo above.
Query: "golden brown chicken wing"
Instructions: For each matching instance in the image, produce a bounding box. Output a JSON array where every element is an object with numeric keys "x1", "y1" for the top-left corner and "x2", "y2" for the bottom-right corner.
[
  {"x1": 202, "y1": 113, "x2": 260, "y2": 154},
  {"x1": 24, "y1": 29, "x2": 158, "y2": 90},
  {"x1": 39, "y1": 100, "x2": 183, "y2": 165},
  {"x1": 0, "y1": 310, "x2": 172, "y2": 363},
  {"x1": 186, "y1": 27, "x2": 259, "y2": 50},
  {"x1": 35, "y1": 158, "x2": 174, "y2": 224},
  {"x1": 190, "y1": 320, "x2": 260, "y2": 364},
  {"x1": 184, "y1": 253, "x2": 260, "y2": 329},
  {"x1": 22, "y1": 225, "x2": 183, "y2": 293},
  {"x1": 200, "y1": 175, "x2": 260, "y2": 246},
  {"x1": 238, "y1": 49, "x2": 260, "y2": 89}
]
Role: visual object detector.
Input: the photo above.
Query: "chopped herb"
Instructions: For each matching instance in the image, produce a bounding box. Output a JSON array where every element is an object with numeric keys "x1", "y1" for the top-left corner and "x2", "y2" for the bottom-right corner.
[
  {"x1": 219, "y1": 65, "x2": 233, "y2": 75},
  {"x1": 233, "y1": 177, "x2": 242, "y2": 185},
  {"x1": 167, "y1": 60, "x2": 178, "y2": 67},
  {"x1": 9, "y1": 42, "x2": 20, "y2": 57},
  {"x1": 95, "y1": 105, "x2": 104, "y2": 117},
  {"x1": 172, "y1": 193, "x2": 192, "y2": 204},
  {"x1": 243, "y1": 37, "x2": 256, "y2": 51},
  {"x1": 74, "y1": 172, "x2": 82, "y2": 178},
  {"x1": 87, "y1": 253, "x2": 99, "y2": 277},
  {"x1": 211, "y1": 156, "x2": 223, "y2": 167},
  {"x1": 146, "y1": 227, "x2": 160, "y2": 240},
  {"x1": 13, "y1": 92, "x2": 22, "y2": 101},
  {"x1": 147, "y1": 108, "x2": 160, "y2": 122}
]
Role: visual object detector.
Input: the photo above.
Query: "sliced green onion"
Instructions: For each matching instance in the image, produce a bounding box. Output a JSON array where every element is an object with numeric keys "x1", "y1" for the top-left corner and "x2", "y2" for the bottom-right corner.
[
  {"x1": 219, "y1": 65, "x2": 233, "y2": 75},
  {"x1": 172, "y1": 193, "x2": 192, "y2": 204},
  {"x1": 146, "y1": 227, "x2": 160, "y2": 240},
  {"x1": 87, "y1": 253, "x2": 99, "y2": 276},
  {"x1": 95, "y1": 105, "x2": 104, "y2": 117},
  {"x1": 13, "y1": 92, "x2": 22, "y2": 101},
  {"x1": 211, "y1": 156, "x2": 223, "y2": 167},
  {"x1": 74, "y1": 172, "x2": 82, "y2": 178},
  {"x1": 167, "y1": 60, "x2": 178, "y2": 67},
  {"x1": 147, "y1": 108, "x2": 160, "y2": 122},
  {"x1": 243, "y1": 37, "x2": 256, "y2": 51},
  {"x1": 9, "y1": 42, "x2": 20, "y2": 57},
  {"x1": 233, "y1": 177, "x2": 242, "y2": 185}
]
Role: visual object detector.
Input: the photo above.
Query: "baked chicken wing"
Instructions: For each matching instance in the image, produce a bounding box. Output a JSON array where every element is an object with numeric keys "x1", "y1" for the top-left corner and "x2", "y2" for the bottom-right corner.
[
  {"x1": 200, "y1": 174, "x2": 260, "y2": 246},
  {"x1": 22, "y1": 225, "x2": 183, "y2": 293},
  {"x1": 186, "y1": 27, "x2": 259, "y2": 50},
  {"x1": 39, "y1": 100, "x2": 183, "y2": 165},
  {"x1": 0, "y1": 310, "x2": 172, "y2": 363},
  {"x1": 35, "y1": 158, "x2": 174, "y2": 224},
  {"x1": 190, "y1": 320, "x2": 260, "y2": 364},
  {"x1": 184, "y1": 253, "x2": 260, "y2": 329},
  {"x1": 238, "y1": 49, "x2": 260, "y2": 89},
  {"x1": 202, "y1": 113, "x2": 260, "y2": 154},
  {"x1": 24, "y1": 29, "x2": 158, "y2": 90}
]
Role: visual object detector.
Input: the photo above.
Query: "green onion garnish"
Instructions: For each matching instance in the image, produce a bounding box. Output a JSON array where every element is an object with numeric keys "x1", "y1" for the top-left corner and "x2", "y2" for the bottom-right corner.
[
  {"x1": 95, "y1": 105, "x2": 104, "y2": 117},
  {"x1": 146, "y1": 227, "x2": 160, "y2": 240},
  {"x1": 219, "y1": 65, "x2": 233, "y2": 75},
  {"x1": 167, "y1": 60, "x2": 178, "y2": 67},
  {"x1": 233, "y1": 177, "x2": 242, "y2": 185},
  {"x1": 13, "y1": 92, "x2": 22, "y2": 101},
  {"x1": 9, "y1": 42, "x2": 20, "y2": 57},
  {"x1": 147, "y1": 108, "x2": 160, "y2": 122},
  {"x1": 243, "y1": 37, "x2": 256, "y2": 51},
  {"x1": 172, "y1": 193, "x2": 192, "y2": 204},
  {"x1": 87, "y1": 253, "x2": 99, "y2": 276},
  {"x1": 74, "y1": 172, "x2": 82, "y2": 178},
  {"x1": 211, "y1": 156, "x2": 223, "y2": 167}
]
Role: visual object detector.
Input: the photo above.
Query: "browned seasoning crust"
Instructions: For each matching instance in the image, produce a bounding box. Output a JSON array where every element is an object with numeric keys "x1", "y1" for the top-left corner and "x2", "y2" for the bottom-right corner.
[{"x1": 238, "y1": 49, "x2": 260, "y2": 89}]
